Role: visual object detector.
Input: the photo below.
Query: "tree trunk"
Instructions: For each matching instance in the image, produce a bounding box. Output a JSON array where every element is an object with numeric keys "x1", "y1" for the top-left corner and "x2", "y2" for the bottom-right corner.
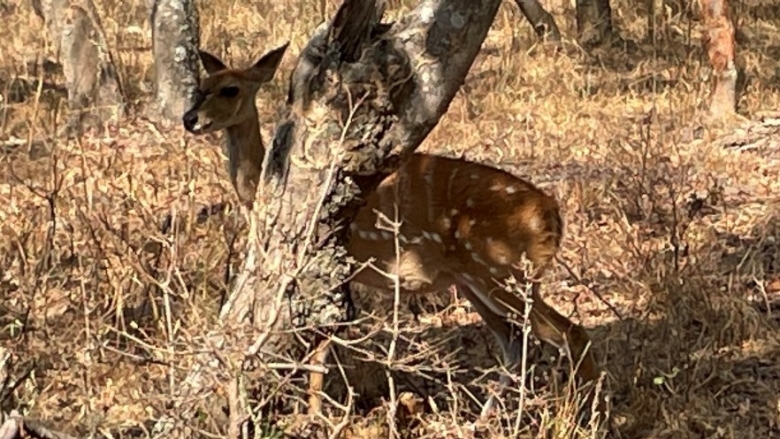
[
  {"x1": 575, "y1": 0, "x2": 615, "y2": 46},
  {"x1": 34, "y1": 0, "x2": 125, "y2": 133},
  {"x1": 513, "y1": 0, "x2": 562, "y2": 42},
  {"x1": 149, "y1": 0, "x2": 201, "y2": 123},
  {"x1": 151, "y1": 0, "x2": 504, "y2": 435}
]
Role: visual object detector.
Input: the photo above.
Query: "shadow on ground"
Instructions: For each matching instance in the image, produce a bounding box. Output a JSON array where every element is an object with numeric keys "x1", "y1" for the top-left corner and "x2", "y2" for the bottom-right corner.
[{"x1": 314, "y1": 205, "x2": 780, "y2": 437}]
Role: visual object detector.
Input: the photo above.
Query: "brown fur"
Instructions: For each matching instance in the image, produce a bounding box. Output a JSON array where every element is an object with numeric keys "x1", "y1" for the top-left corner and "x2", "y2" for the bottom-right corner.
[{"x1": 183, "y1": 43, "x2": 289, "y2": 206}]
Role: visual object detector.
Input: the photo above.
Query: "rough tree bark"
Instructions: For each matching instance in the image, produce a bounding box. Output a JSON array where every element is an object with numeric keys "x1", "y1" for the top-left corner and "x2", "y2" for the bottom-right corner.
[
  {"x1": 32, "y1": 0, "x2": 125, "y2": 132},
  {"x1": 575, "y1": 0, "x2": 615, "y2": 45},
  {"x1": 149, "y1": 0, "x2": 201, "y2": 122},
  {"x1": 151, "y1": 0, "x2": 505, "y2": 436}
]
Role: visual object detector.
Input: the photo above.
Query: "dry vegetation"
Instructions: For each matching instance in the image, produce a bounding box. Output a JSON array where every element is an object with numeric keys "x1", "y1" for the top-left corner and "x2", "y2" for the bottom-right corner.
[{"x1": 1, "y1": 0, "x2": 780, "y2": 437}]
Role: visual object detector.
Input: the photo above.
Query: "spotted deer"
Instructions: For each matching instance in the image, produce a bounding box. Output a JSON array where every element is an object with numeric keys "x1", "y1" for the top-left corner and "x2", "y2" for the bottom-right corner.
[{"x1": 182, "y1": 44, "x2": 602, "y2": 417}]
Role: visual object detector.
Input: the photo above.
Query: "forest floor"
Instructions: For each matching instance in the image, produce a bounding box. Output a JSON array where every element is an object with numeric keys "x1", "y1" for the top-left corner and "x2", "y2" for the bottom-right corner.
[{"x1": 1, "y1": 0, "x2": 780, "y2": 438}]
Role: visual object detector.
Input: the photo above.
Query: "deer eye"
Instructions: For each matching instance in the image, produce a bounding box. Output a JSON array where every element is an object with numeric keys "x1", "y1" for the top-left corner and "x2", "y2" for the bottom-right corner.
[{"x1": 219, "y1": 86, "x2": 240, "y2": 97}]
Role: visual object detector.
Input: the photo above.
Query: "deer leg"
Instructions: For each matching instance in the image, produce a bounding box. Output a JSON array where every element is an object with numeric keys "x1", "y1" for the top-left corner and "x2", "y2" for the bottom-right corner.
[
  {"x1": 513, "y1": 0, "x2": 562, "y2": 42},
  {"x1": 456, "y1": 274, "x2": 606, "y2": 420},
  {"x1": 307, "y1": 339, "x2": 331, "y2": 416},
  {"x1": 527, "y1": 283, "x2": 599, "y2": 384},
  {"x1": 453, "y1": 279, "x2": 523, "y2": 418},
  {"x1": 699, "y1": 0, "x2": 737, "y2": 116},
  {"x1": 526, "y1": 283, "x2": 607, "y2": 421}
]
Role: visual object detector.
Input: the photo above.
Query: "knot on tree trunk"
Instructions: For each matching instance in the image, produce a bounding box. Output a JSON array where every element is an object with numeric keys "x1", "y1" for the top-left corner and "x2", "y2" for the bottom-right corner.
[{"x1": 276, "y1": 0, "x2": 413, "y2": 180}]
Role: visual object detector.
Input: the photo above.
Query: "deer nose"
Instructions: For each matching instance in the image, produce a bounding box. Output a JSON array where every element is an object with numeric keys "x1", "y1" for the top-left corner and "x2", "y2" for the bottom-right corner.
[{"x1": 182, "y1": 110, "x2": 199, "y2": 132}]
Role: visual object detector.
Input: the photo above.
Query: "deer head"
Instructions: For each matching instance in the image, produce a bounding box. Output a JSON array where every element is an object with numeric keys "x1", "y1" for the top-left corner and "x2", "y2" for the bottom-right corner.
[
  {"x1": 182, "y1": 43, "x2": 289, "y2": 134},
  {"x1": 181, "y1": 43, "x2": 290, "y2": 205}
]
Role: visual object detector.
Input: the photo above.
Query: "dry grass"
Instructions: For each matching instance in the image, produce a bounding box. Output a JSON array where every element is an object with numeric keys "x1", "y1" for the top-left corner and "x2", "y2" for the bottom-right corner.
[{"x1": 2, "y1": 0, "x2": 780, "y2": 437}]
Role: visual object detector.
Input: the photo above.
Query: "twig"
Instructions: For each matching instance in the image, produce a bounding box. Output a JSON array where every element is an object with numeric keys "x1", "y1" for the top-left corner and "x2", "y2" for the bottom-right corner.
[
  {"x1": 325, "y1": 348, "x2": 354, "y2": 439},
  {"x1": 555, "y1": 256, "x2": 624, "y2": 321},
  {"x1": 0, "y1": 411, "x2": 79, "y2": 439}
]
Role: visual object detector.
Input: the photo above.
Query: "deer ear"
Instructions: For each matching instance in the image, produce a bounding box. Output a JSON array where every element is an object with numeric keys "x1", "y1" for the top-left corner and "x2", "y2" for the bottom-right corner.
[
  {"x1": 199, "y1": 50, "x2": 228, "y2": 74},
  {"x1": 245, "y1": 42, "x2": 290, "y2": 84}
]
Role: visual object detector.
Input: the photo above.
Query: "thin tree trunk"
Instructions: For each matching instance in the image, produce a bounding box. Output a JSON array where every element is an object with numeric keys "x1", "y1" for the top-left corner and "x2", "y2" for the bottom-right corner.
[
  {"x1": 700, "y1": 0, "x2": 737, "y2": 117},
  {"x1": 575, "y1": 0, "x2": 615, "y2": 46},
  {"x1": 151, "y1": 0, "x2": 504, "y2": 435},
  {"x1": 513, "y1": 0, "x2": 562, "y2": 41},
  {"x1": 149, "y1": 0, "x2": 201, "y2": 123},
  {"x1": 34, "y1": 0, "x2": 125, "y2": 133}
]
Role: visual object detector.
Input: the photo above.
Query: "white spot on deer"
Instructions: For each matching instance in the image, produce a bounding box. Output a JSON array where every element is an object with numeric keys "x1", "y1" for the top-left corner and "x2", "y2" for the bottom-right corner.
[
  {"x1": 489, "y1": 267, "x2": 499, "y2": 275},
  {"x1": 447, "y1": 169, "x2": 458, "y2": 200},
  {"x1": 466, "y1": 198, "x2": 474, "y2": 207},
  {"x1": 469, "y1": 219, "x2": 476, "y2": 226},
  {"x1": 431, "y1": 233, "x2": 443, "y2": 244},
  {"x1": 526, "y1": 215, "x2": 543, "y2": 233},
  {"x1": 505, "y1": 186, "x2": 517, "y2": 194},
  {"x1": 470, "y1": 173, "x2": 479, "y2": 180},
  {"x1": 424, "y1": 170, "x2": 433, "y2": 183},
  {"x1": 450, "y1": 209, "x2": 459, "y2": 217},
  {"x1": 358, "y1": 230, "x2": 370, "y2": 240},
  {"x1": 448, "y1": 245, "x2": 456, "y2": 251},
  {"x1": 454, "y1": 230, "x2": 461, "y2": 239},
  {"x1": 471, "y1": 253, "x2": 489, "y2": 267},
  {"x1": 441, "y1": 217, "x2": 451, "y2": 229},
  {"x1": 464, "y1": 241, "x2": 473, "y2": 251},
  {"x1": 381, "y1": 231, "x2": 392, "y2": 240},
  {"x1": 462, "y1": 273, "x2": 474, "y2": 282},
  {"x1": 424, "y1": 169, "x2": 435, "y2": 223},
  {"x1": 368, "y1": 232, "x2": 380, "y2": 241},
  {"x1": 490, "y1": 184, "x2": 503, "y2": 191},
  {"x1": 422, "y1": 231, "x2": 432, "y2": 241},
  {"x1": 406, "y1": 235, "x2": 423, "y2": 245},
  {"x1": 350, "y1": 223, "x2": 358, "y2": 231}
]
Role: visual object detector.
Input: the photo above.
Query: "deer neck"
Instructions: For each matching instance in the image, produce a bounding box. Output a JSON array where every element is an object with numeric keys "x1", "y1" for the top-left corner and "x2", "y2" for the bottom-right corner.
[{"x1": 224, "y1": 105, "x2": 265, "y2": 189}]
